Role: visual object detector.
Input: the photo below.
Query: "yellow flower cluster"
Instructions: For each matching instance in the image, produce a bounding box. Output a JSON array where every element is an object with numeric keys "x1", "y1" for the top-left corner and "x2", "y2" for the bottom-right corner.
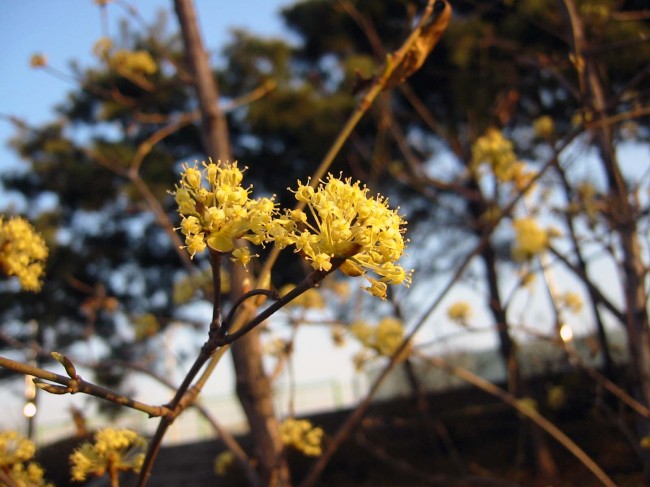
[
  {"x1": 174, "y1": 160, "x2": 276, "y2": 258},
  {"x1": 279, "y1": 418, "x2": 324, "y2": 457},
  {"x1": 471, "y1": 128, "x2": 534, "y2": 191},
  {"x1": 91, "y1": 37, "x2": 157, "y2": 76},
  {"x1": 69, "y1": 428, "x2": 147, "y2": 482},
  {"x1": 558, "y1": 291, "x2": 583, "y2": 313},
  {"x1": 641, "y1": 436, "x2": 650, "y2": 450},
  {"x1": 0, "y1": 216, "x2": 48, "y2": 292},
  {"x1": 0, "y1": 431, "x2": 52, "y2": 487},
  {"x1": 447, "y1": 301, "x2": 472, "y2": 324},
  {"x1": 131, "y1": 313, "x2": 160, "y2": 340},
  {"x1": 269, "y1": 175, "x2": 412, "y2": 299},
  {"x1": 214, "y1": 451, "x2": 234, "y2": 476},
  {"x1": 279, "y1": 284, "x2": 325, "y2": 309},
  {"x1": 173, "y1": 165, "x2": 412, "y2": 299},
  {"x1": 517, "y1": 397, "x2": 538, "y2": 414},
  {"x1": 29, "y1": 53, "x2": 47, "y2": 68},
  {"x1": 111, "y1": 50, "x2": 158, "y2": 76},
  {"x1": 0, "y1": 431, "x2": 35, "y2": 467},
  {"x1": 546, "y1": 385, "x2": 567, "y2": 411},
  {"x1": 93, "y1": 37, "x2": 113, "y2": 58},
  {"x1": 512, "y1": 217, "x2": 550, "y2": 261},
  {"x1": 349, "y1": 316, "x2": 406, "y2": 357},
  {"x1": 471, "y1": 128, "x2": 519, "y2": 182},
  {"x1": 172, "y1": 267, "x2": 231, "y2": 304},
  {"x1": 533, "y1": 115, "x2": 554, "y2": 139}
]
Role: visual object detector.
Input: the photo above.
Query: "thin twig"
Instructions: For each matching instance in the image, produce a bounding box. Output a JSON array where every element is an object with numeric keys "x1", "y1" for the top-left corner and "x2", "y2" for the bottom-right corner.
[{"x1": 0, "y1": 355, "x2": 171, "y2": 418}]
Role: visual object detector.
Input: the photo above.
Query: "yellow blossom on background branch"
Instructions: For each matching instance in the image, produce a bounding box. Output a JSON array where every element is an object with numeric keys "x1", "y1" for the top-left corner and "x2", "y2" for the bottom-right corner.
[
  {"x1": 533, "y1": 115, "x2": 555, "y2": 139},
  {"x1": 0, "y1": 216, "x2": 48, "y2": 292},
  {"x1": 350, "y1": 317, "x2": 407, "y2": 357},
  {"x1": 0, "y1": 430, "x2": 35, "y2": 468},
  {"x1": 111, "y1": 50, "x2": 157, "y2": 76},
  {"x1": 29, "y1": 53, "x2": 48, "y2": 68},
  {"x1": 558, "y1": 291, "x2": 583, "y2": 313},
  {"x1": 512, "y1": 217, "x2": 557, "y2": 261},
  {"x1": 0, "y1": 431, "x2": 52, "y2": 487},
  {"x1": 69, "y1": 428, "x2": 147, "y2": 482},
  {"x1": 471, "y1": 127, "x2": 519, "y2": 182},
  {"x1": 279, "y1": 283, "x2": 325, "y2": 310},
  {"x1": 447, "y1": 301, "x2": 472, "y2": 324},
  {"x1": 214, "y1": 451, "x2": 235, "y2": 476},
  {"x1": 471, "y1": 128, "x2": 536, "y2": 192},
  {"x1": 279, "y1": 418, "x2": 324, "y2": 457}
]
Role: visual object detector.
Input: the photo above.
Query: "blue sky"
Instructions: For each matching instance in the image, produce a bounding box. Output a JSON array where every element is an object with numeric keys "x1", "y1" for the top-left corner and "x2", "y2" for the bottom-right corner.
[{"x1": 0, "y1": 0, "x2": 289, "y2": 175}]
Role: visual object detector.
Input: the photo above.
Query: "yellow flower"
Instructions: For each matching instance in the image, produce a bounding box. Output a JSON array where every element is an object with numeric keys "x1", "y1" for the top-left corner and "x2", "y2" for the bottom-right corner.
[
  {"x1": 0, "y1": 431, "x2": 36, "y2": 468},
  {"x1": 559, "y1": 292, "x2": 583, "y2": 313},
  {"x1": 350, "y1": 317, "x2": 406, "y2": 357},
  {"x1": 132, "y1": 313, "x2": 160, "y2": 340},
  {"x1": 326, "y1": 279, "x2": 350, "y2": 298},
  {"x1": 546, "y1": 385, "x2": 567, "y2": 411},
  {"x1": 69, "y1": 428, "x2": 146, "y2": 482},
  {"x1": 173, "y1": 267, "x2": 230, "y2": 304},
  {"x1": 29, "y1": 53, "x2": 47, "y2": 68},
  {"x1": 0, "y1": 216, "x2": 48, "y2": 292},
  {"x1": 471, "y1": 128, "x2": 520, "y2": 182},
  {"x1": 374, "y1": 317, "x2": 405, "y2": 356},
  {"x1": 279, "y1": 284, "x2": 325, "y2": 310},
  {"x1": 92, "y1": 37, "x2": 113, "y2": 58},
  {"x1": 447, "y1": 301, "x2": 472, "y2": 324},
  {"x1": 8, "y1": 461, "x2": 52, "y2": 487},
  {"x1": 0, "y1": 431, "x2": 52, "y2": 486},
  {"x1": 271, "y1": 174, "x2": 412, "y2": 299},
  {"x1": 512, "y1": 217, "x2": 550, "y2": 261},
  {"x1": 214, "y1": 451, "x2": 235, "y2": 476},
  {"x1": 279, "y1": 418, "x2": 324, "y2": 457},
  {"x1": 172, "y1": 160, "x2": 277, "y2": 258},
  {"x1": 111, "y1": 50, "x2": 157, "y2": 75},
  {"x1": 517, "y1": 397, "x2": 538, "y2": 416},
  {"x1": 349, "y1": 321, "x2": 374, "y2": 348},
  {"x1": 533, "y1": 115, "x2": 554, "y2": 139},
  {"x1": 231, "y1": 247, "x2": 257, "y2": 268}
]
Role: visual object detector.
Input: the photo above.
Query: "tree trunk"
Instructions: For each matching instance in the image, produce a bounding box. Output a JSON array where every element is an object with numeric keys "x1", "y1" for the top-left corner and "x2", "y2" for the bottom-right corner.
[
  {"x1": 232, "y1": 327, "x2": 291, "y2": 486},
  {"x1": 560, "y1": 0, "x2": 650, "y2": 414},
  {"x1": 560, "y1": 0, "x2": 650, "y2": 474},
  {"x1": 467, "y1": 181, "x2": 558, "y2": 481},
  {"x1": 466, "y1": 183, "x2": 520, "y2": 392},
  {"x1": 173, "y1": 0, "x2": 290, "y2": 484}
]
